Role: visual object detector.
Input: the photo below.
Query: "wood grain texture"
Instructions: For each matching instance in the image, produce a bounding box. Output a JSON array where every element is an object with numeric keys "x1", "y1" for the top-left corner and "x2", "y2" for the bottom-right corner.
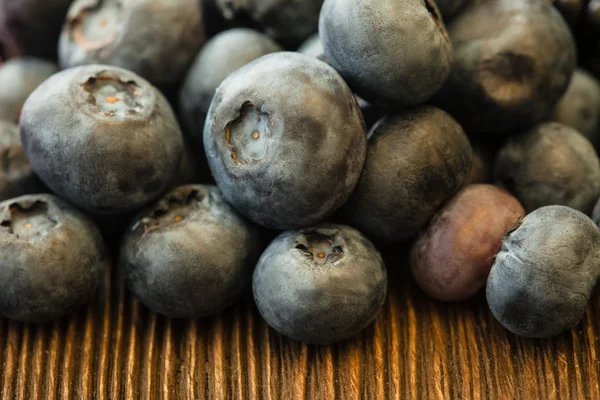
[{"x1": 1, "y1": 244, "x2": 600, "y2": 400}]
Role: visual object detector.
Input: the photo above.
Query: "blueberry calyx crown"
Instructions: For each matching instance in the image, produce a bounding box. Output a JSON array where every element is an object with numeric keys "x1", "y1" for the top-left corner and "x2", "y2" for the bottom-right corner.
[
  {"x1": 294, "y1": 230, "x2": 345, "y2": 266},
  {"x1": 81, "y1": 74, "x2": 144, "y2": 118},
  {"x1": 131, "y1": 188, "x2": 212, "y2": 236},
  {"x1": 65, "y1": 2, "x2": 118, "y2": 52},
  {"x1": 224, "y1": 101, "x2": 270, "y2": 167},
  {"x1": 0, "y1": 200, "x2": 58, "y2": 240}
]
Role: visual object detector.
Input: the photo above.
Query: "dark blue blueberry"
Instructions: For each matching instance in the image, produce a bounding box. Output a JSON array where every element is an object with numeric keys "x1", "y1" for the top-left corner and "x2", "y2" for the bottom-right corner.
[
  {"x1": 216, "y1": 0, "x2": 323, "y2": 46},
  {"x1": 343, "y1": 105, "x2": 472, "y2": 243},
  {"x1": 121, "y1": 185, "x2": 263, "y2": 319},
  {"x1": 0, "y1": 121, "x2": 44, "y2": 201},
  {"x1": 203, "y1": 52, "x2": 366, "y2": 229},
  {"x1": 319, "y1": 0, "x2": 452, "y2": 108},
  {"x1": 20, "y1": 65, "x2": 184, "y2": 215},
  {"x1": 59, "y1": 0, "x2": 205, "y2": 89},
  {"x1": 0, "y1": 0, "x2": 73, "y2": 59},
  {"x1": 494, "y1": 122, "x2": 600, "y2": 214},
  {"x1": 253, "y1": 223, "x2": 387, "y2": 344},
  {"x1": 179, "y1": 28, "x2": 282, "y2": 142},
  {"x1": 0, "y1": 194, "x2": 106, "y2": 322},
  {"x1": 0, "y1": 57, "x2": 57, "y2": 123},
  {"x1": 434, "y1": 0, "x2": 575, "y2": 135},
  {"x1": 487, "y1": 205, "x2": 600, "y2": 338}
]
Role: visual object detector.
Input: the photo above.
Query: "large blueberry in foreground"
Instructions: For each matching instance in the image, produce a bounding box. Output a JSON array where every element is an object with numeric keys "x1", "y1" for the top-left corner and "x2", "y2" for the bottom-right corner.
[
  {"x1": 59, "y1": 0, "x2": 205, "y2": 89},
  {"x1": 0, "y1": 57, "x2": 57, "y2": 123},
  {"x1": 0, "y1": 194, "x2": 106, "y2": 322},
  {"x1": 20, "y1": 65, "x2": 184, "y2": 215},
  {"x1": 487, "y1": 206, "x2": 600, "y2": 338},
  {"x1": 253, "y1": 224, "x2": 387, "y2": 344},
  {"x1": 203, "y1": 52, "x2": 366, "y2": 229},
  {"x1": 122, "y1": 185, "x2": 262, "y2": 319},
  {"x1": 319, "y1": 0, "x2": 452, "y2": 108},
  {"x1": 343, "y1": 106, "x2": 472, "y2": 243},
  {"x1": 180, "y1": 28, "x2": 282, "y2": 140},
  {"x1": 0, "y1": 121, "x2": 43, "y2": 201}
]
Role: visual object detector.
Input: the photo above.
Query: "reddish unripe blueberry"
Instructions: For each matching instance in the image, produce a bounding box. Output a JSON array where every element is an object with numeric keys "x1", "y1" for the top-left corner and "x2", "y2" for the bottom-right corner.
[{"x1": 410, "y1": 184, "x2": 525, "y2": 302}]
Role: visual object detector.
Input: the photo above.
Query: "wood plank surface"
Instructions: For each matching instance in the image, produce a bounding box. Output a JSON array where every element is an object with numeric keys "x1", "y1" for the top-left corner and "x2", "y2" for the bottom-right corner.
[{"x1": 1, "y1": 243, "x2": 599, "y2": 400}]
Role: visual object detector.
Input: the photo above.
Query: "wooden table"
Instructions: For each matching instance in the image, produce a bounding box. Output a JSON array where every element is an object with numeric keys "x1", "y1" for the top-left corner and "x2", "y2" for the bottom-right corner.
[{"x1": 0, "y1": 244, "x2": 598, "y2": 399}]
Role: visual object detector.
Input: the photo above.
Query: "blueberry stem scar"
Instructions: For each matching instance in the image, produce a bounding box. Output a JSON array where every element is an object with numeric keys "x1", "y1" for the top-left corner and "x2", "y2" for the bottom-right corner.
[{"x1": 223, "y1": 100, "x2": 269, "y2": 167}]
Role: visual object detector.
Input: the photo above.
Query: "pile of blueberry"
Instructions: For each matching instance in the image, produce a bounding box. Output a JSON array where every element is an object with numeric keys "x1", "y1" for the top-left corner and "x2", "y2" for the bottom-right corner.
[{"x1": 1, "y1": 0, "x2": 600, "y2": 345}]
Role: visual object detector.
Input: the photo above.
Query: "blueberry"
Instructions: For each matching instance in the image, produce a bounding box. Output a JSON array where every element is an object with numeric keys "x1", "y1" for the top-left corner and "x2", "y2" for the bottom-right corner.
[
  {"x1": 494, "y1": 122, "x2": 600, "y2": 214},
  {"x1": 253, "y1": 223, "x2": 387, "y2": 344},
  {"x1": 0, "y1": 57, "x2": 57, "y2": 123},
  {"x1": 216, "y1": 0, "x2": 323, "y2": 46},
  {"x1": 179, "y1": 28, "x2": 282, "y2": 141},
  {"x1": 203, "y1": 52, "x2": 366, "y2": 229},
  {"x1": 487, "y1": 205, "x2": 600, "y2": 338},
  {"x1": 0, "y1": 194, "x2": 106, "y2": 322},
  {"x1": 59, "y1": 0, "x2": 205, "y2": 89},
  {"x1": 435, "y1": 0, "x2": 576, "y2": 135},
  {"x1": 410, "y1": 184, "x2": 525, "y2": 302},
  {"x1": 0, "y1": 0, "x2": 73, "y2": 59},
  {"x1": 342, "y1": 106, "x2": 472, "y2": 243},
  {"x1": 552, "y1": 69, "x2": 600, "y2": 145},
  {"x1": 319, "y1": 0, "x2": 452, "y2": 108},
  {"x1": 121, "y1": 185, "x2": 262, "y2": 319},
  {"x1": 0, "y1": 121, "x2": 43, "y2": 201},
  {"x1": 20, "y1": 65, "x2": 184, "y2": 215}
]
